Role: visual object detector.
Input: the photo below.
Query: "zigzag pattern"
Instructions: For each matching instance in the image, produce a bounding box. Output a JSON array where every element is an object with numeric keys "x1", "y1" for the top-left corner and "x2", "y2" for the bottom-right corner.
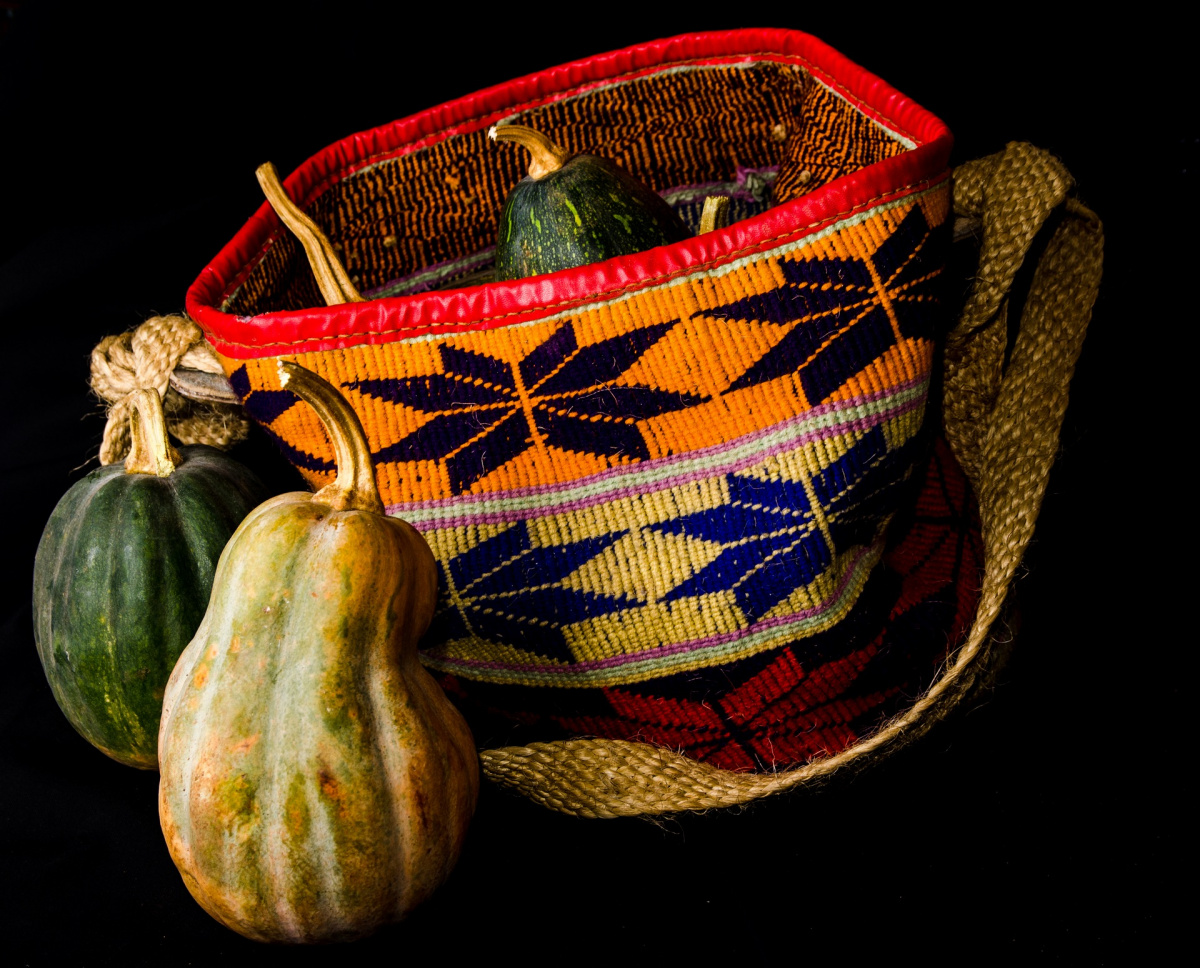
[
  {"x1": 198, "y1": 35, "x2": 967, "y2": 775},
  {"x1": 219, "y1": 192, "x2": 950, "y2": 693},
  {"x1": 436, "y1": 438, "x2": 982, "y2": 772}
]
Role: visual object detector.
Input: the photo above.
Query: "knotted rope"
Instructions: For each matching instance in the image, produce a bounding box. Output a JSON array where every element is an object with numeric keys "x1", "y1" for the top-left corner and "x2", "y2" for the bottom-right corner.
[
  {"x1": 476, "y1": 143, "x2": 1105, "y2": 816},
  {"x1": 90, "y1": 314, "x2": 249, "y2": 464}
]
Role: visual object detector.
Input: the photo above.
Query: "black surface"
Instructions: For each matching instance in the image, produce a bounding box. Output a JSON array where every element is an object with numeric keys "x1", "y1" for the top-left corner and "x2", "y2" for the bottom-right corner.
[{"x1": 1, "y1": 4, "x2": 1187, "y2": 963}]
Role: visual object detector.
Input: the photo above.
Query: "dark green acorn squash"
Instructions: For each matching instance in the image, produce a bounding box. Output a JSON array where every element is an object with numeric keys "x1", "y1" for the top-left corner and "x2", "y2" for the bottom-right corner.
[
  {"x1": 491, "y1": 124, "x2": 691, "y2": 280},
  {"x1": 32, "y1": 388, "x2": 265, "y2": 769}
]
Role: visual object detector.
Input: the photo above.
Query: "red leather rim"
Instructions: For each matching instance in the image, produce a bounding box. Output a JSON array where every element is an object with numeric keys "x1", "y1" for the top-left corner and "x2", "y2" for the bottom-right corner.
[{"x1": 186, "y1": 28, "x2": 953, "y2": 360}]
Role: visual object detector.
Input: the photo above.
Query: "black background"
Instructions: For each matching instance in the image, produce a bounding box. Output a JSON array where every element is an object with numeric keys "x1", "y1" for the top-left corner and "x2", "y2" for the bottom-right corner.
[{"x1": 1, "y1": 3, "x2": 1189, "y2": 964}]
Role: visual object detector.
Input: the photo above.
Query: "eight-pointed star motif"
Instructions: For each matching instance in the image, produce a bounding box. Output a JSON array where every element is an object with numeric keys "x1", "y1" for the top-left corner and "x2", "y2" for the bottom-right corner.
[
  {"x1": 348, "y1": 320, "x2": 702, "y2": 493},
  {"x1": 699, "y1": 204, "x2": 945, "y2": 404}
]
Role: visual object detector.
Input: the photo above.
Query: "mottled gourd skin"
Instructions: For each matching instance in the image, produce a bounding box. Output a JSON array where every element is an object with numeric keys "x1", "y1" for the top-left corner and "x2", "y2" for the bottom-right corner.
[
  {"x1": 158, "y1": 492, "x2": 479, "y2": 944},
  {"x1": 32, "y1": 446, "x2": 265, "y2": 769},
  {"x1": 494, "y1": 155, "x2": 691, "y2": 280}
]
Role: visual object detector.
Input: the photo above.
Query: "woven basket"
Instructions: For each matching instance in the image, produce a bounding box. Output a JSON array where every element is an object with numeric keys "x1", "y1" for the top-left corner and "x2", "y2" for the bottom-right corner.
[{"x1": 186, "y1": 29, "x2": 1102, "y2": 816}]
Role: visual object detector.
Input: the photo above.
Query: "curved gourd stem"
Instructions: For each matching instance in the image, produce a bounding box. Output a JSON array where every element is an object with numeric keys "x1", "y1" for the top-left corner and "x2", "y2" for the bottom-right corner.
[
  {"x1": 124, "y1": 388, "x2": 181, "y2": 477},
  {"x1": 698, "y1": 195, "x2": 731, "y2": 234},
  {"x1": 489, "y1": 124, "x2": 570, "y2": 180},
  {"x1": 256, "y1": 162, "x2": 364, "y2": 307},
  {"x1": 278, "y1": 361, "x2": 384, "y2": 514}
]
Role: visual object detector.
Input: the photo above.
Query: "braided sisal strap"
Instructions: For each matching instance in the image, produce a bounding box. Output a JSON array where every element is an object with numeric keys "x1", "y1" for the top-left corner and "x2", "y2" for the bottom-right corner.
[
  {"x1": 90, "y1": 314, "x2": 250, "y2": 465},
  {"x1": 478, "y1": 143, "x2": 1105, "y2": 817}
]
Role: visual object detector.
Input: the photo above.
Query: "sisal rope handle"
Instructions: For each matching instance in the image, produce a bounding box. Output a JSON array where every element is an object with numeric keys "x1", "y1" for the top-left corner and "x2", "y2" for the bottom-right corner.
[{"x1": 476, "y1": 143, "x2": 1105, "y2": 817}]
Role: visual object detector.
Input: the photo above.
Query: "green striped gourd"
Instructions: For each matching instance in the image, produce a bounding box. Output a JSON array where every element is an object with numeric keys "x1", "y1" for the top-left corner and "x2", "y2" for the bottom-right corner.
[
  {"x1": 158, "y1": 361, "x2": 478, "y2": 944},
  {"x1": 491, "y1": 124, "x2": 691, "y2": 280},
  {"x1": 32, "y1": 388, "x2": 264, "y2": 769}
]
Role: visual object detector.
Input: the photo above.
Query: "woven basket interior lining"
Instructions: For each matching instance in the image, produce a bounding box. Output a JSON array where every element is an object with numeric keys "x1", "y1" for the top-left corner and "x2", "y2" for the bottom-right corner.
[{"x1": 223, "y1": 60, "x2": 906, "y2": 316}]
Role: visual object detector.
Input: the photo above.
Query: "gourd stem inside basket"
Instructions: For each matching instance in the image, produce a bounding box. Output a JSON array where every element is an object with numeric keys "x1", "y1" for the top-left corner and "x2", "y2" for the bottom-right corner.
[
  {"x1": 489, "y1": 124, "x2": 570, "y2": 180},
  {"x1": 256, "y1": 162, "x2": 363, "y2": 306},
  {"x1": 278, "y1": 361, "x2": 383, "y2": 514},
  {"x1": 698, "y1": 195, "x2": 731, "y2": 234}
]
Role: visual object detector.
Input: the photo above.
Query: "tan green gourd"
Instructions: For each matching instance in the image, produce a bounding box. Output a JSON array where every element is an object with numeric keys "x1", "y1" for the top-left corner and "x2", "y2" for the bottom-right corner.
[{"x1": 157, "y1": 361, "x2": 478, "y2": 944}]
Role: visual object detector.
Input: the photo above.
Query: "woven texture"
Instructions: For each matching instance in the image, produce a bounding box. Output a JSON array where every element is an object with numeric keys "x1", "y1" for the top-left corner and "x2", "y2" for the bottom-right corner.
[
  {"x1": 187, "y1": 31, "x2": 1099, "y2": 815},
  {"x1": 476, "y1": 143, "x2": 1103, "y2": 816},
  {"x1": 223, "y1": 62, "x2": 903, "y2": 314},
  {"x1": 438, "y1": 435, "x2": 981, "y2": 771},
  {"x1": 205, "y1": 46, "x2": 959, "y2": 805},
  {"x1": 222, "y1": 190, "x2": 949, "y2": 694}
]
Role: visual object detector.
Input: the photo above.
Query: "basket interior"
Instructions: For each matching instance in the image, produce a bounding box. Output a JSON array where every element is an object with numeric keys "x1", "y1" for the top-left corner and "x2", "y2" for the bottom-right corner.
[{"x1": 223, "y1": 60, "x2": 908, "y2": 316}]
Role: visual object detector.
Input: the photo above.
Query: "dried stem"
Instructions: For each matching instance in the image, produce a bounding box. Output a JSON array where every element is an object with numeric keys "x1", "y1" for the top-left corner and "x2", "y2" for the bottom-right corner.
[
  {"x1": 256, "y1": 162, "x2": 363, "y2": 306},
  {"x1": 489, "y1": 124, "x2": 570, "y2": 179},
  {"x1": 699, "y1": 195, "x2": 731, "y2": 234},
  {"x1": 124, "y1": 388, "x2": 181, "y2": 477},
  {"x1": 278, "y1": 361, "x2": 383, "y2": 514}
]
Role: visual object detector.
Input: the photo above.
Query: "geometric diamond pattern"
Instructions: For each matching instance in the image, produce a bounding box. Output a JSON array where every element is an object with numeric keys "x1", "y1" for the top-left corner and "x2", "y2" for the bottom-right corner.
[
  {"x1": 710, "y1": 204, "x2": 944, "y2": 403},
  {"x1": 431, "y1": 436, "x2": 982, "y2": 773},
  {"x1": 422, "y1": 408, "x2": 915, "y2": 670},
  {"x1": 201, "y1": 51, "x2": 963, "y2": 780},
  {"x1": 561, "y1": 529, "x2": 725, "y2": 605},
  {"x1": 229, "y1": 199, "x2": 946, "y2": 506},
  {"x1": 402, "y1": 204, "x2": 950, "y2": 677},
  {"x1": 348, "y1": 319, "x2": 700, "y2": 493},
  {"x1": 222, "y1": 190, "x2": 951, "y2": 704}
]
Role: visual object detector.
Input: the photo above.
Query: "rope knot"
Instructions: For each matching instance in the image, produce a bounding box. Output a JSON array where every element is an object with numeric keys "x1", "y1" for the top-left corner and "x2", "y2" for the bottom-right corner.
[{"x1": 90, "y1": 314, "x2": 249, "y2": 465}]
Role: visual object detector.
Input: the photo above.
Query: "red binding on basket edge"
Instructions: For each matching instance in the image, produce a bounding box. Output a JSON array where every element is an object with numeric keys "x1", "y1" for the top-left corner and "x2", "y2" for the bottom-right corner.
[{"x1": 186, "y1": 28, "x2": 953, "y2": 360}]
